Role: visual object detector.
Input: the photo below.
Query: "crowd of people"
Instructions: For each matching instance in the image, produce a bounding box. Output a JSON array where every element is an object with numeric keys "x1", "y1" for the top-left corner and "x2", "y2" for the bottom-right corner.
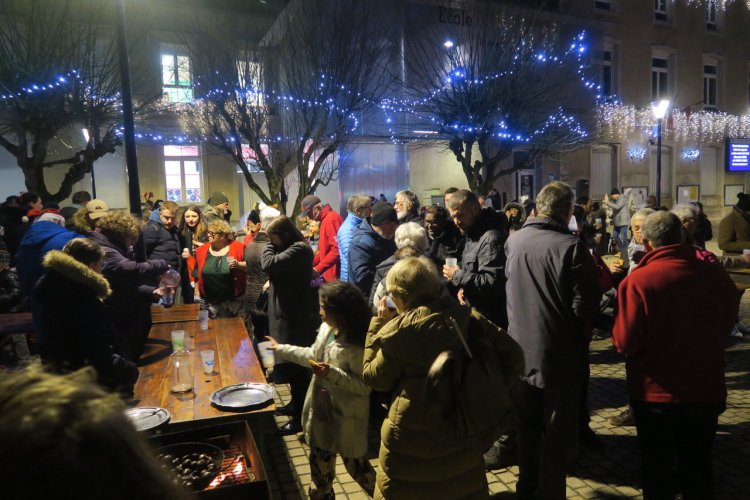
[{"x1": 0, "y1": 181, "x2": 744, "y2": 499}]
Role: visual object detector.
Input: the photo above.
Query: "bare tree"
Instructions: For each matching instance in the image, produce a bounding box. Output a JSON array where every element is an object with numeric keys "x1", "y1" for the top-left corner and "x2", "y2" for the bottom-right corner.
[
  {"x1": 0, "y1": 0, "x2": 153, "y2": 203},
  {"x1": 395, "y1": 1, "x2": 597, "y2": 194},
  {"x1": 180, "y1": 0, "x2": 396, "y2": 215}
]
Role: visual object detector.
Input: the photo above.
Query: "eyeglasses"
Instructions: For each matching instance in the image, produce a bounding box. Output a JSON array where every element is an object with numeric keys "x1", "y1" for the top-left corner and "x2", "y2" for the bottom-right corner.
[{"x1": 207, "y1": 231, "x2": 224, "y2": 237}]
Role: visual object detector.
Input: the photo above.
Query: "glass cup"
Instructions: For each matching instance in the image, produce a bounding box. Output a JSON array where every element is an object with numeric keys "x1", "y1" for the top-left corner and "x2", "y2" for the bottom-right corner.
[
  {"x1": 199, "y1": 309, "x2": 209, "y2": 330},
  {"x1": 226, "y1": 256, "x2": 236, "y2": 266},
  {"x1": 200, "y1": 350, "x2": 215, "y2": 374},
  {"x1": 257, "y1": 341, "x2": 275, "y2": 369},
  {"x1": 171, "y1": 330, "x2": 185, "y2": 351},
  {"x1": 445, "y1": 257, "x2": 458, "y2": 268}
]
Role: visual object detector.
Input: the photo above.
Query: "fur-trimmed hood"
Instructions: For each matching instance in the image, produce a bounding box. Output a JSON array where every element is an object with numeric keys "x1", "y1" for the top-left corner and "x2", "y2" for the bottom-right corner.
[{"x1": 42, "y1": 250, "x2": 111, "y2": 300}]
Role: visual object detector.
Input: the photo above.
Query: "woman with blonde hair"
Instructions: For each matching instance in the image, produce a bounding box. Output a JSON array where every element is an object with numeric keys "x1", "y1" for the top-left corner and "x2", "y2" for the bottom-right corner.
[
  {"x1": 194, "y1": 219, "x2": 247, "y2": 318},
  {"x1": 363, "y1": 256, "x2": 524, "y2": 499}
]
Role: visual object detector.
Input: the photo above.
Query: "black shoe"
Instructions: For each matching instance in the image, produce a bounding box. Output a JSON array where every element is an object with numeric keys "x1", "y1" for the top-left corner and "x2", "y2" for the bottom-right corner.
[
  {"x1": 609, "y1": 407, "x2": 635, "y2": 426},
  {"x1": 580, "y1": 426, "x2": 604, "y2": 450},
  {"x1": 278, "y1": 419, "x2": 302, "y2": 436},
  {"x1": 274, "y1": 402, "x2": 294, "y2": 416}
]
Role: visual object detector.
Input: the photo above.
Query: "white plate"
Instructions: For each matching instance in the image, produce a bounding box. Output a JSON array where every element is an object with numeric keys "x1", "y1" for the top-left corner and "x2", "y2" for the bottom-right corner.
[
  {"x1": 210, "y1": 383, "x2": 275, "y2": 410},
  {"x1": 124, "y1": 406, "x2": 171, "y2": 431}
]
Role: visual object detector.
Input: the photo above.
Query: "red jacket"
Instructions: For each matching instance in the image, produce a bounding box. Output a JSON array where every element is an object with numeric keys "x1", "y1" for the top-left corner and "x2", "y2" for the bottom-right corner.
[
  {"x1": 313, "y1": 205, "x2": 342, "y2": 282},
  {"x1": 194, "y1": 240, "x2": 247, "y2": 299},
  {"x1": 612, "y1": 244, "x2": 738, "y2": 404}
]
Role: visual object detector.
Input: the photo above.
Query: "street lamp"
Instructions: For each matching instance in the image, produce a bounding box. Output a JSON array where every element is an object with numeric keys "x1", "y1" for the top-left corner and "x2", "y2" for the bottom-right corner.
[{"x1": 651, "y1": 99, "x2": 670, "y2": 207}]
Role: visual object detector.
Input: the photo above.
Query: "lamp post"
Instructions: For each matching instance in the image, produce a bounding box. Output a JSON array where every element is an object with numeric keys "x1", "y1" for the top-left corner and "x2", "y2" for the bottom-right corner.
[{"x1": 651, "y1": 99, "x2": 670, "y2": 207}]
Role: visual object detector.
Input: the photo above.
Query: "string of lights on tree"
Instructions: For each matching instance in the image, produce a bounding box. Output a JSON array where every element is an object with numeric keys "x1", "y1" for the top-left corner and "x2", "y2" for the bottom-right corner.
[{"x1": 685, "y1": 0, "x2": 750, "y2": 10}]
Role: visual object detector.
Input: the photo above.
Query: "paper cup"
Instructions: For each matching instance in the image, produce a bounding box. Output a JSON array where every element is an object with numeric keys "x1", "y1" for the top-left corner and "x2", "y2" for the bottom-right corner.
[
  {"x1": 445, "y1": 257, "x2": 458, "y2": 268},
  {"x1": 199, "y1": 309, "x2": 209, "y2": 330},
  {"x1": 170, "y1": 330, "x2": 185, "y2": 351},
  {"x1": 257, "y1": 341, "x2": 275, "y2": 369},
  {"x1": 200, "y1": 350, "x2": 215, "y2": 374}
]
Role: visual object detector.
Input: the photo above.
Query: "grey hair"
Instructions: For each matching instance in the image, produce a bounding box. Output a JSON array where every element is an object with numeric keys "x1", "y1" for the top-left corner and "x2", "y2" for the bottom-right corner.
[
  {"x1": 642, "y1": 211, "x2": 684, "y2": 248},
  {"x1": 536, "y1": 181, "x2": 574, "y2": 220},
  {"x1": 631, "y1": 208, "x2": 656, "y2": 224},
  {"x1": 396, "y1": 190, "x2": 420, "y2": 211},
  {"x1": 446, "y1": 189, "x2": 479, "y2": 210},
  {"x1": 671, "y1": 203, "x2": 697, "y2": 220},
  {"x1": 346, "y1": 194, "x2": 371, "y2": 213},
  {"x1": 259, "y1": 206, "x2": 281, "y2": 228},
  {"x1": 394, "y1": 222, "x2": 429, "y2": 252}
]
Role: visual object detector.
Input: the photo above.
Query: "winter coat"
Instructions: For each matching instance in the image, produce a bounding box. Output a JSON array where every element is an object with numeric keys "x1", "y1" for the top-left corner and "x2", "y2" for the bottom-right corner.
[
  {"x1": 450, "y1": 208, "x2": 508, "y2": 328},
  {"x1": 15, "y1": 221, "x2": 81, "y2": 293},
  {"x1": 194, "y1": 240, "x2": 247, "y2": 300},
  {"x1": 313, "y1": 205, "x2": 342, "y2": 282},
  {"x1": 399, "y1": 211, "x2": 421, "y2": 225},
  {"x1": 612, "y1": 244, "x2": 737, "y2": 404},
  {"x1": 337, "y1": 212, "x2": 365, "y2": 282},
  {"x1": 245, "y1": 232, "x2": 270, "y2": 318},
  {"x1": 502, "y1": 202, "x2": 526, "y2": 233},
  {"x1": 201, "y1": 204, "x2": 224, "y2": 225},
  {"x1": 88, "y1": 231, "x2": 168, "y2": 361},
  {"x1": 0, "y1": 267, "x2": 24, "y2": 313},
  {"x1": 348, "y1": 219, "x2": 396, "y2": 296},
  {"x1": 604, "y1": 194, "x2": 631, "y2": 227},
  {"x1": 368, "y1": 255, "x2": 396, "y2": 307},
  {"x1": 142, "y1": 218, "x2": 182, "y2": 274},
  {"x1": 261, "y1": 242, "x2": 315, "y2": 346},
  {"x1": 275, "y1": 323, "x2": 370, "y2": 458},
  {"x1": 363, "y1": 297, "x2": 523, "y2": 499},
  {"x1": 505, "y1": 215, "x2": 602, "y2": 388},
  {"x1": 426, "y1": 222, "x2": 464, "y2": 269},
  {"x1": 32, "y1": 250, "x2": 138, "y2": 392},
  {"x1": 718, "y1": 206, "x2": 750, "y2": 254}
]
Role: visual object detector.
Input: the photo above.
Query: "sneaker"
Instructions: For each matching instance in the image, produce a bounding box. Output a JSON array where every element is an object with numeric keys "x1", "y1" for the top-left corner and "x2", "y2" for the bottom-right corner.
[
  {"x1": 609, "y1": 407, "x2": 635, "y2": 426},
  {"x1": 731, "y1": 325, "x2": 745, "y2": 338},
  {"x1": 483, "y1": 440, "x2": 517, "y2": 470},
  {"x1": 736, "y1": 322, "x2": 750, "y2": 335}
]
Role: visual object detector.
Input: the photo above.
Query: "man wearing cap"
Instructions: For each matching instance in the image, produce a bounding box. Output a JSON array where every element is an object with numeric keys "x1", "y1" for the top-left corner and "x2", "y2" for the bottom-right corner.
[
  {"x1": 301, "y1": 195, "x2": 342, "y2": 282},
  {"x1": 348, "y1": 202, "x2": 398, "y2": 296},
  {"x1": 203, "y1": 192, "x2": 230, "y2": 225},
  {"x1": 15, "y1": 207, "x2": 82, "y2": 294}
]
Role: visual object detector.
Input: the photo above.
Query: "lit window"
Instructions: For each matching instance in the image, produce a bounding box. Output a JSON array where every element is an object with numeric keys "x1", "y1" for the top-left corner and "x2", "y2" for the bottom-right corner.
[
  {"x1": 241, "y1": 144, "x2": 269, "y2": 174},
  {"x1": 600, "y1": 45, "x2": 616, "y2": 97},
  {"x1": 162, "y1": 51, "x2": 193, "y2": 103},
  {"x1": 164, "y1": 146, "x2": 202, "y2": 203},
  {"x1": 237, "y1": 60, "x2": 264, "y2": 106},
  {"x1": 651, "y1": 54, "x2": 669, "y2": 101},
  {"x1": 654, "y1": 0, "x2": 668, "y2": 21},
  {"x1": 706, "y1": 1, "x2": 718, "y2": 30},
  {"x1": 703, "y1": 61, "x2": 718, "y2": 111}
]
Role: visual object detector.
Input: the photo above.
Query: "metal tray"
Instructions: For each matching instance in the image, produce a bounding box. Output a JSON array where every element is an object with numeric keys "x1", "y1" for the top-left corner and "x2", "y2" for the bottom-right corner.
[
  {"x1": 210, "y1": 383, "x2": 275, "y2": 410},
  {"x1": 124, "y1": 406, "x2": 171, "y2": 431}
]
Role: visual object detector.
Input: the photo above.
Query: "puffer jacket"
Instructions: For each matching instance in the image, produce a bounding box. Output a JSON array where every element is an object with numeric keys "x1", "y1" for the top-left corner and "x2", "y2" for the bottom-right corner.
[
  {"x1": 275, "y1": 323, "x2": 370, "y2": 458},
  {"x1": 348, "y1": 219, "x2": 396, "y2": 296},
  {"x1": 502, "y1": 202, "x2": 526, "y2": 233},
  {"x1": 0, "y1": 267, "x2": 24, "y2": 313},
  {"x1": 336, "y1": 212, "x2": 364, "y2": 282},
  {"x1": 142, "y1": 217, "x2": 182, "y2": 274},
  {"x1": 15, "y1": 221, "x2": 82, "y2": 293},
  {"x1": 363, "y1": 297, "x2": 524, "y2": 499}
]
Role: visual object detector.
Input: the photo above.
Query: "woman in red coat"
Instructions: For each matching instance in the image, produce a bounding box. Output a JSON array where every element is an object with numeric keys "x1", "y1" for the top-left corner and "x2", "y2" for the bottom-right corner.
[{"x1": 194, "y1": 220, "x2": 246, "y2": 318}]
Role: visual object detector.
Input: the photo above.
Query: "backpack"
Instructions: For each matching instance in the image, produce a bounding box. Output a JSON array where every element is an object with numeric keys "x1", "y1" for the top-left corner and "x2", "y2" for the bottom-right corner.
[{"x1": 424, "y1": 314, "x2": 513, "y2": 451}]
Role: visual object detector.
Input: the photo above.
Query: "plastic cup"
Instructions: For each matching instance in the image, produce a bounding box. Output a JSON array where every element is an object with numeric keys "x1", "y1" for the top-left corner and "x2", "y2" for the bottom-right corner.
[
  {"x1": 226, "y1": 256, "x2": 236, "y2": 266},
  {"x1": 171, "y1": 330, "x2": 185, "y2": 351},
  {"x1": 199, "y1": 309, "x2": 209, "y2": 330},
  {"x1": 200, "y1": 350, "x2": 215, "y2": 374},
  {"x1": 257, "y1": 341, "x2": 275, "y2": 369},
  {"x1": 445, "y1": 257, "x2": 458, "y2": 268}
]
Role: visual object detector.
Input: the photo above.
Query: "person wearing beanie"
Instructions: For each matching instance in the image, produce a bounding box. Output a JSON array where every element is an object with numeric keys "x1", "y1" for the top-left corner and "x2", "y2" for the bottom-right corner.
[
  {"x1": 203, "y1": 192, "x2": 230, "y2": 225},
  {"x1": 348, "y1": 202, "x2": 397, "y2": 296},
  {"x1": 718, "y1": 192, "x2": 750, "y2": 254},
  {"x1": 301, "y1": 194, "x2": 343, "y2": 282}
]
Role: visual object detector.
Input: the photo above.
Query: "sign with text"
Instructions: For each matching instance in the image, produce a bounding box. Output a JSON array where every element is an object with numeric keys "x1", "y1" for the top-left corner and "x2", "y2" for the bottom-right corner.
[{"x1": 726, "y1": 138, "x2": 750, "y2": 172}]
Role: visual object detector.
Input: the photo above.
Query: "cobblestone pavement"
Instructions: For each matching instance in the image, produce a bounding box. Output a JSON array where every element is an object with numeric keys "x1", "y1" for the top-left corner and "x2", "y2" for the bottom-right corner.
[{"x1": 259, "y1": 293, "x2": 750, "y2": 499}]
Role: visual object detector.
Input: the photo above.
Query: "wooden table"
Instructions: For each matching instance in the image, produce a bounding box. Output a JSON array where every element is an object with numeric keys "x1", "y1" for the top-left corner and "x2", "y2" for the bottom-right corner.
[
  {"x1": 134, "y1": 317, "x2": 275, "y2": 428},
  {"x1": 151, "y1": 303, "x2": 199, "y2": 324}
]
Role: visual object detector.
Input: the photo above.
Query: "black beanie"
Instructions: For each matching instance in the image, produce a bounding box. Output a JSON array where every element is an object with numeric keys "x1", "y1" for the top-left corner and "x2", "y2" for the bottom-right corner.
[
  {"x1": 737, "y1": 193, "x2": 750, "y2": 211},
  {"x1": 371, "y1": 202, "x2": 397, "y2": 225},
  {"x1": 610, "y1": 188, "x2": 620, "y2": 196}
]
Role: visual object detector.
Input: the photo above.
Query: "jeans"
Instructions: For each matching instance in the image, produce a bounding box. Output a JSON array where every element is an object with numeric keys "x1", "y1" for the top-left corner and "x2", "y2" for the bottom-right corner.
[
  {"x1": 631, "y1": 400, "x2": 723, "y2": 500},
  {"x1": 612, "y1": 225, "x2": 629, "y2": 261},
  {"x1": 513, "y1": 378, "x2": 582, "y2": 500}
]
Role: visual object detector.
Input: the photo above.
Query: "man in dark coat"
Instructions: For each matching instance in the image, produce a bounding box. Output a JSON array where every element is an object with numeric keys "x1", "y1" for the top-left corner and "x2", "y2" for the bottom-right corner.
[
  {"x1": 443, "y1": 189, "x2": 508, "y2": 328},
  {"x1": 613, "y1": 211, "x2": 737, "y2": 500},
  {"x1": 244, "y1": 206, "x2": 280, "y2": 341},
  {"x1": 504, "y1": 181, "x2": 602, "y2": 500},
  {"x1": 142, "y1": 201, "x2": 182, "y2": 287},
  {"x1": 348, "y1": 202, "x2": 398, "y2": 296},
  {"x1": 424, "y1": 206, "x2": 463, "y2": 269}
]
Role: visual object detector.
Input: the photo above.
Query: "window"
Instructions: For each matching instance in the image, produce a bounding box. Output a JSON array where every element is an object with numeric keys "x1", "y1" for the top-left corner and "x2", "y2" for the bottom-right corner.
[
  {"x1": 161, "y1": 50, "x2": 193, "y2": 103},
  {"x1": 241, "y1": 144, "x2": 268, "y2": 174},
  {"x1": 703, "y1": 61, "x2": 718, "y2": 111},
  {"x1": 706, "y1": 1, "x2": 718, "y2": 30},
  {"x1": 164, "y1": 146, "x2": 202, "y2": 203},
  {"x1": 600, "y1": 44, "x2": 616, "y2": 97},
  {"x1": 594, "y1": 0, "x2": 612, "y2": 10},
  {"x1": 654, "y1": 0, "x2": 668, "y2": 21},
  {"x1": 747, "y1": 66, "x2": 750, "y2": 108},
  {"x1": 651, "y1": 54, "x2": 669, "y2": 101}
]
